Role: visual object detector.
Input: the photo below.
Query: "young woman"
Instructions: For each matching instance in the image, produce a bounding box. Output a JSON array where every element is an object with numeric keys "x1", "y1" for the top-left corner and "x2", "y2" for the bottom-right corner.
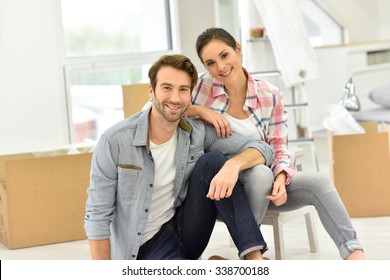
[{"x1": 187, "y1": 27, "x2": 366, "y2": 260}]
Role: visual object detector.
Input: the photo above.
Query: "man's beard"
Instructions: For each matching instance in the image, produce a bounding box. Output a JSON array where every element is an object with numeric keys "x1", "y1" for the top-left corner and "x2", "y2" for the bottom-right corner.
[{"x1": 153, "y1": 99, "x2": 188, "y2": 123}]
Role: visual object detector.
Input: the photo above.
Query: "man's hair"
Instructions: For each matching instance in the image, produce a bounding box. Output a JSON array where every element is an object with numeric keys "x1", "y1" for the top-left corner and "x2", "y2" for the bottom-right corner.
[
  {"x1": 196, "y1": 27, "x2": 237, "y2": 63},
  {"x1": 148, "y1": 54, "x2": 198, "y2": 92}
]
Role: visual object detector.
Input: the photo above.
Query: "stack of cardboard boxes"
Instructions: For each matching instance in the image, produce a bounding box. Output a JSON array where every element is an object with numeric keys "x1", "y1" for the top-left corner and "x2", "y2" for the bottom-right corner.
[{"x1": 328, "y1": 122, "x2": 390, "y2": 218}]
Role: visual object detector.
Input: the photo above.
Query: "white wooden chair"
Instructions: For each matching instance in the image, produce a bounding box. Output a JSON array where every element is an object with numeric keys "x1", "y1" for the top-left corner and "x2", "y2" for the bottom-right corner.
[{"x1": 261, "y1": 206, "x2": 319, "y2": 260}]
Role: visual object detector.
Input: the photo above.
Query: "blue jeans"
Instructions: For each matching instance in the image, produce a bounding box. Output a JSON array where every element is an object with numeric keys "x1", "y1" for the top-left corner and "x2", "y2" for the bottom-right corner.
[{"x1": 137, "y1": 151, "x2": 267, "y2": 260}]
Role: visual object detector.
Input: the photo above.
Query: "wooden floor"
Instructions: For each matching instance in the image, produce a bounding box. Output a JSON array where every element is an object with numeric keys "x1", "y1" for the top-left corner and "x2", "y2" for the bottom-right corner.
[{"x1": 1, "y1": 130, "x2": 389, "y2": 260}]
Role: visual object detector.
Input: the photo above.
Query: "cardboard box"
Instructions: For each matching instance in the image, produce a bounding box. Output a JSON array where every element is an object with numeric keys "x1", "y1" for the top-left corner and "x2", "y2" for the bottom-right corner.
[
  {"x1": 328, "y1": 122, "x2": 390, "y2": 217},
  {"x1": 0, "y1": 149, "x2": 92, "y2": 249},
  {"x1": 122, "y1": 83, "x2": 150, "y2": 118}
]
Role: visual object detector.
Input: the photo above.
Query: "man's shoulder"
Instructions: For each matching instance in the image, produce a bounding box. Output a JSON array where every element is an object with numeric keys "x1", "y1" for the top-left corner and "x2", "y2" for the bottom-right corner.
[
  {"x1": 103, "y1": 111, "x2": 144, "y2": 139},
  {"x1": 183, "y1": 117, "x2": 205, "y2": 130},
  {"x1": 183, "y1": 117, "x2": 218, "y2": 141}
]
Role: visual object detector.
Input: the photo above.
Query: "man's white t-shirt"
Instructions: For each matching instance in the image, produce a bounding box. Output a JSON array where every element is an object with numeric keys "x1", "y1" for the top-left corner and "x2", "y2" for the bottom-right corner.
[{"x1": 141, "y1": 131, "x2": 177, "y2": 245}]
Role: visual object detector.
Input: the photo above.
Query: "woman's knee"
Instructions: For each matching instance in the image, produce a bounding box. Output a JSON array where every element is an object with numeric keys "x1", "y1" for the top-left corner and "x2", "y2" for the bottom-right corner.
[
  {"x1": 290, "y1": 172, "x2": 337, "y2": 195},
  {"x1": 239, "y1": 165, "x2": 274, "y2": 196},
  {"x1": 240, "y1": 165, "x2": 273, "y2": 184}
]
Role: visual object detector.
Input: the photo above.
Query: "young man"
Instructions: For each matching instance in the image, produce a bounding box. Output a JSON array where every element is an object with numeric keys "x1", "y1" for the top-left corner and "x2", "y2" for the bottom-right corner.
[{"x1": 84, "y1": 54, "x2": 274, "y2": 260}]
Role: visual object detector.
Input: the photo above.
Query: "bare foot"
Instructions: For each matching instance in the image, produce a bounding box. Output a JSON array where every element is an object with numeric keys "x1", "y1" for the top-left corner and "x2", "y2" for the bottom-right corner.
[
  {"x1": 346, "y1": 249, "x2": 366, "y2": 260},
  {"x1": 208, "y1": 255, "x2": 228, "y2": 260},
  {"x1": 244, "y1": 250, "x2": 270, "y2": 260}
]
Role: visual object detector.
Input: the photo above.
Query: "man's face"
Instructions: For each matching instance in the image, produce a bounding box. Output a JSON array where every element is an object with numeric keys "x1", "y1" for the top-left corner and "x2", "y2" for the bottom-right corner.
[{"x1": 150, "y1": 66, "x2": 192, "y2": 123}]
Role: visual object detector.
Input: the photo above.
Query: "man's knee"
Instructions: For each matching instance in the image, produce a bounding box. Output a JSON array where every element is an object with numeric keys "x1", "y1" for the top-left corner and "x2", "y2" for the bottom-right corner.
[{"x1": 196, "y1": 151, "x2": 227, "y2": 171}]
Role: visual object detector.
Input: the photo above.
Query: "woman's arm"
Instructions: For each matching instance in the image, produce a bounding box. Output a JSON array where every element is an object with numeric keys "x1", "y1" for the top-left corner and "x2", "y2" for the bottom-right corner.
[
  {"x1": 266, "y1": 94, "x2": 296, "y2": 185},
  {"x1": 186, "y1": 105, "x2": 232, "y2": 138}
]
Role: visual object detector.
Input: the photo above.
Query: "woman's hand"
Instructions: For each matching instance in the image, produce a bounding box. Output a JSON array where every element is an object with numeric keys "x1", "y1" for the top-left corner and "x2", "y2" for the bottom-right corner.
[
  {"x1": 188, "y1": 105, "x2": 232, "y2": 138},
  {"x1": 205, "y1": 110, "x2": 232, "y2": 138},
  {"x1": 266, "y1": 172, "x2": 287, "y2": 206}
]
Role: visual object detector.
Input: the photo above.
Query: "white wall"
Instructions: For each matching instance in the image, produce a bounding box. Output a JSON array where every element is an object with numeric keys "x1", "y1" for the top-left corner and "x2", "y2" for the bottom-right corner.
[
  {"x1": 321, "y1": 0, "x2": 390, "y2": 42},
  {"x1": 378, "y1": 0, "x2": 390, "y2": 39},
  {"x1": 0, "y1": 0, "x2": 68, "y2": 154},
  {"x1": 176, "y1": 0, "x2": 216, "y2": 73}
]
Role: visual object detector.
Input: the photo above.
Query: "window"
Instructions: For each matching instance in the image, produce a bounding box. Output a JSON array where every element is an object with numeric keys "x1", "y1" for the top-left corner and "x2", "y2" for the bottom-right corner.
[
  {"x1": 61, "y1": 0, "x2": 174, "y2": 143},
  {"x1": 298, "y1": 0, "x2": 346, "y2": 47}
]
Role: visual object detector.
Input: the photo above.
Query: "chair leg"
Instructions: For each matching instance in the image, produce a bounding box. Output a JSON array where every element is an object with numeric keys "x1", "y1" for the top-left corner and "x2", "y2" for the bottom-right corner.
[
  {"x1": 272, "y1": 217, "x2": 285, "y2": 260},
  {"x1": 304, "y1": 210, "x2": 319, "y2": 253}
]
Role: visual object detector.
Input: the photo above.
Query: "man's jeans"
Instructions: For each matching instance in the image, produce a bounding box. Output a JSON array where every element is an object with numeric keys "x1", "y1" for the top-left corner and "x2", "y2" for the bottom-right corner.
[{"x1": 137, "y1": 151, "x2": 267, "y2": 260}]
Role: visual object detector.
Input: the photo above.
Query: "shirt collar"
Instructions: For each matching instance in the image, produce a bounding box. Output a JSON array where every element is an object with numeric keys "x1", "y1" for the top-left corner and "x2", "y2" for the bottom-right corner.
[
  {"x1": 210, "y1": 75, "x2": 227, "y2": 98},
  {"x1": 244, "y1": 68, "x2": 260, "y2": 109},
  {"x1": 210, "y1": 68, "x2": 259, "y2": 109},
  {"x1": 133, "y1": 106, "x2": 192, "y2": 153}
]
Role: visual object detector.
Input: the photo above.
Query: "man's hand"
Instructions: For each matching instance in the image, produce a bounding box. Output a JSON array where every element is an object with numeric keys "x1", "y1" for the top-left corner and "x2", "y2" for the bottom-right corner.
[
  {"x1": 207, "y1": 160, "x2": 239, "y2": 200},
  {"x1": 89, "y1": 239, "x2": 111, "y2": 260},
  {"x1": 207, "y1": 148, "x2": 267, "y2": 200}
]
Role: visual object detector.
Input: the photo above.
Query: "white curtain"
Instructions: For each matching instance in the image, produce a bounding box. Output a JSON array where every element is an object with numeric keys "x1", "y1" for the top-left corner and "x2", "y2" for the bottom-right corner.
[{"x1": 253, "y1": 0, "x2": 319, "y2": 87}]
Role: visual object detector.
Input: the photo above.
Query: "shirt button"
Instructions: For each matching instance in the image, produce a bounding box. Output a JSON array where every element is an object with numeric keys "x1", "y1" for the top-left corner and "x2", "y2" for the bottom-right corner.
[
  {"x1": 137, "y1": 232, "x2": 141, "y2": 236},
  {"x1": 145, "y1": 209, "x2": 148, "y2": 213},
  {"x1": 131, "y1": 254, "x2": 136, "y2": 258},
  {"x1": 190, "y1": 156, "x2": 194, "y2": 160},
  {"x1": 149, "y1": 184, "x2": 153, "y2": 188}
]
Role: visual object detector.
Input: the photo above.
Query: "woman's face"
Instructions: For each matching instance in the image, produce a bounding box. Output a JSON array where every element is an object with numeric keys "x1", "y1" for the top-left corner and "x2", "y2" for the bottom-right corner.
[{"x1": 200, "y1": 39, "x2": 242, "y2": 84}]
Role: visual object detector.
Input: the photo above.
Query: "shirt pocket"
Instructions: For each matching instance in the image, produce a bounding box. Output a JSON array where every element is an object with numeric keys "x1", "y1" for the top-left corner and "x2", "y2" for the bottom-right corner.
[{"x1": 117, "y1": 166, "x2": 142, "y2": 203}]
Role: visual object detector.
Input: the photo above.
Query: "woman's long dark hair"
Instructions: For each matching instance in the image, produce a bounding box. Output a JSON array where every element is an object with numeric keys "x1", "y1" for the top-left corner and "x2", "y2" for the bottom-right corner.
[{"x1": 195, "y1": 27, "x2": 237, "y2": 63}]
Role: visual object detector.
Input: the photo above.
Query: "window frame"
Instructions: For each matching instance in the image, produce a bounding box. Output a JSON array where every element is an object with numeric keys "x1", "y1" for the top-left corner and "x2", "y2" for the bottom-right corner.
[{"x1": 61, "y1": 0, "x2": 178, "y2": 143}]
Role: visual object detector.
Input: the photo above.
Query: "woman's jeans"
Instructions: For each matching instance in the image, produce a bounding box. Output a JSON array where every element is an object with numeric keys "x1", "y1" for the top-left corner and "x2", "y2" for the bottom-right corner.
[
  {"x1": 137, "y1": 151, "x2": 267, "y2": 260},
  {"x1": 241, "y1": 166, "x2": 363, "y2": 259}
]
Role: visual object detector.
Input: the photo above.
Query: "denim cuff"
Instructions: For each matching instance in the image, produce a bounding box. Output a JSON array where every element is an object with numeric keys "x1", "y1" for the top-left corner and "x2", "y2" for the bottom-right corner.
[{"x1": 239, "y1": 243, "x2": 268, "y2": 259}]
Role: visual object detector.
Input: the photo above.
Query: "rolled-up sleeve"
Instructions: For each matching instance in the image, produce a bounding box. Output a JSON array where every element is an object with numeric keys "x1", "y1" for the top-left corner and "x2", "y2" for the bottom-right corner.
[{"x1": 84, "y1": 135, "x2": 118, "y2": 240}]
